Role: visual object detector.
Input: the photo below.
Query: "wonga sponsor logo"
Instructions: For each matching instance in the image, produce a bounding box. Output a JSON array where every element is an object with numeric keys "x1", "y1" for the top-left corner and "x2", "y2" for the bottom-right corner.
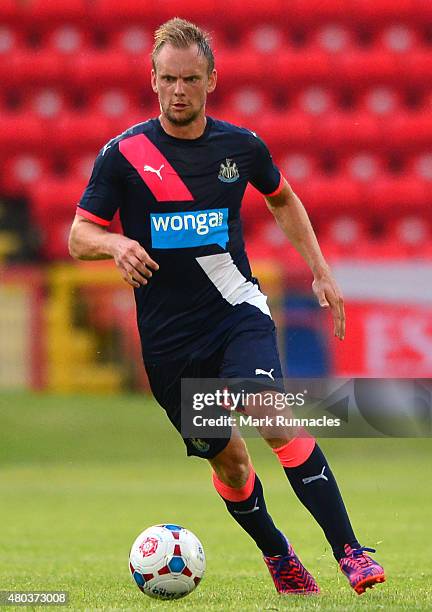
[{"x1": 150, "y1": 209, "x2": 228, "y2": 249}]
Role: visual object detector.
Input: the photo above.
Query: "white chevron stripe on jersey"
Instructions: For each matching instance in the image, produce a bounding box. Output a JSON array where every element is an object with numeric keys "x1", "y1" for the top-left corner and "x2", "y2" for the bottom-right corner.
[{"x1": 196, "y1": 253, "x2": 272, "y2": 317}]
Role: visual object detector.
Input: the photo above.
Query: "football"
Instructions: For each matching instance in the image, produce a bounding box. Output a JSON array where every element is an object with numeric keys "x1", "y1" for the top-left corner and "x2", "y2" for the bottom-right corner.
[{"x1": 129, "y1": 524, "x2": 206, "y2": 600}]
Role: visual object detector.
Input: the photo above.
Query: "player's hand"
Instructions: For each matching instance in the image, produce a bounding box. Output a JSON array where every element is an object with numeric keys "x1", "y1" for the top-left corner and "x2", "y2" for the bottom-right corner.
[
  {"x1": 312, "y1": 270, "x2": 345, "y2": 340},
  {"x1": 110, "y1": 235, "x2": 159, "y2": 288}
]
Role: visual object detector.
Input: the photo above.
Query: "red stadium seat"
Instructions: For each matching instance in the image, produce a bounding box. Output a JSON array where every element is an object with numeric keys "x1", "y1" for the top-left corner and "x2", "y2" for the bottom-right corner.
[
  {"x1": 388, "y1": 215, "x2": 431, "y2": 245},
  {"x1": 420, "y1": 91, "x2": 432, "y2": 113},
  {"x1": 241, "y1": 205, "x2": 267, "y2": 235},
  {"x1": 39, "y1": 217, "x2": 74, "y2": 260},
  {"x1": 110, "y1": 26, "x2": 152, "y2": 56},
  {"x1": 225, "y1": 87, "x2": 272, "y2": 120},
  {"x1": 29, "y1": 177, "x2": 84, "y2": 259},
  {"x1": 297, "y1": 174, "x2": 363, "y2": 218},
  {"x1": 279, "y1": 153, "x2": 318, "y2": 194},
  {"x1": 147, "y1": 0, "x2": 218, "y2": 22},
  {"x1": 89, "y1": 90, "x2": 144, "y2": 134},
  {"x1": 409, "y1": 153, "x2": 432, "y2": 182},
  {"x1": 91, "y1": 0, "x2": 159, "y2": 25},
  {"x1": 385, "y1": 112, "x2": 432, "y2": 150},
  {"x1": 359, "y1": 86, "x2": 403, "y2": 116},
  {"x1": 414, "y1": 0, "x2": 432, "y2": 22},
  {"x1": 89, "y1": 90, "x2": 136, "y2": 117},
  {"x1": 55, "y1": 111, "x2": 113, "y2": 153},
  {"x1": 30, "y1": 177, "x2": 85, "y2": 222},
  {"x1": 216, "y1": 48, "x2": 267, "y2": 88},
  {"x1": 26, "y1": 88, "x2": 68, "y2": 119},
  {"x1": 1, "y1": 155, "x2": 50, "y2": 197},
  {"x1": 367, "y1": 174, "x2": 428, "y2": 216},
  {"x1": 258, "y1": 111, "x2": 316, "y2": 151},
  {"x1": 4, "y1": 49, "x2": 64, "y2": 86},
  {"x1": 213, "y1": 0, "x2": 284, "y2": 27},
  {"x1": 404, "y1": 50, "x2": 432, "y2": 85},
  {"x1": 0, "y1": 0, "x2": 20, "y2": 22},
  {"x1": 45, "y1": 25, "x2": 90, "y2": 55},
  {"x1": 315, "y1": 111, "x2": 381, "y2": 152},
  {"x1": 21, "y1": 0, "x2": 87, "y2": 22},
  {"x1": 311, "y1": 24, "x2": 356, "y2": 54},
  {"x1": 244, "y1": 25, "x2": 286, "y2": 54},
  {"x1": 280, "y1": 152, "x2": 318, "y2": 178},
  {"x1": 380, "y1": 216, "x2": 432, "y2": 259},
  {"x1": 0, "y1": 25, "x2": 23, "y2": 54},
  {"x1": 71, "y1": 50, "x2": 143, "y2": 91},
  {"x1": 377, "y1": 24, "x2": 420, "y2": 53},
  {"x1": 272, "y1": 48, "x2": 333, "y2": 84},
  {"x1": 294, "y1": 86, "x2": 338, "y2": 115},
  {"x1": 319, "y1": 235, "x2": 407, "y2": 262},
  {"x1": 68, "y1": 154, "x2": 98, "y2": 183},
  {"x1": 351, "y1": 0, "x2": 417, "y2": 24},
  {"x1": 341, "y1": 153, "x2": 386, "y2": 183},
  {"x1": 336, "y1": 49, "x2": 398, "y2": 85},
  {"x1": 288, "y1": 0, "x2": 349, "y2": 26},
  {"x1": 0, "y1": 112, "x2": 45, "y2": 152},
  {"x1": 319, "y1": 216, "x2": 371, "y2": 258}
]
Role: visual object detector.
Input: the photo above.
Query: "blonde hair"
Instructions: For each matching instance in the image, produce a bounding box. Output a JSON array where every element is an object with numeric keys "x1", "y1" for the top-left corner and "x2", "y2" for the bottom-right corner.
[{"x1": 152, "y1": 18, "x2": 214, "y2": 74}]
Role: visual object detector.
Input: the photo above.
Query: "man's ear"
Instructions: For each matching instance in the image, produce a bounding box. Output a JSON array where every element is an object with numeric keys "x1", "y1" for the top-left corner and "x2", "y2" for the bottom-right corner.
[
  {"x1": 151, "y1": 69, "x2": 158, "y2": 93},
  {"x1": 207, "y1": 69, "x2": 217, "y2": 94}
]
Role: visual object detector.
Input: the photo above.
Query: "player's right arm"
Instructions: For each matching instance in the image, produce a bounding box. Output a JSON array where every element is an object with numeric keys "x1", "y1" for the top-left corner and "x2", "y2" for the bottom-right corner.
[
  {"x1": 68, "y1": 140, "x2": 158, "y2": 288},
  {"x1": 69, "y1": 216, "x2": 158, "y2": 288}
]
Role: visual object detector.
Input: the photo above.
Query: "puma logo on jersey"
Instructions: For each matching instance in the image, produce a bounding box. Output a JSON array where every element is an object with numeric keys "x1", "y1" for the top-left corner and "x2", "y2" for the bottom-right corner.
[
  {"x1": 144, "y1": 164, "x2": 164, "y2": 181},
  {"x1": 255, "y1": 368, "x2": 275, "y2": 381}
]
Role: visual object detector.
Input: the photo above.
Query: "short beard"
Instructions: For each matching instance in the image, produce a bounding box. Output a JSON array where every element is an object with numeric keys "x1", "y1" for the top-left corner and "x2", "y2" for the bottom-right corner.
[{"x1": 164, "y1": 106, "x2": 202, "y2": 127}]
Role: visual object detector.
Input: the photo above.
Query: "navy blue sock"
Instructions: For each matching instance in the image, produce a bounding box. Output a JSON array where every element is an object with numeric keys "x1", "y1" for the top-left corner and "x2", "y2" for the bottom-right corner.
[
  {"x1": 283, "y1": 444, "x2": 360, "y2": 561},
  {"x1": 217, "y1": 473, "x2": 288, "y2": 557}
]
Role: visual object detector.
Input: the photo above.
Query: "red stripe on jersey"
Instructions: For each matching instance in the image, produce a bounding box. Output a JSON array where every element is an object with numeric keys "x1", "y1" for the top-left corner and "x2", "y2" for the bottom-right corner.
[
  {"x1": 76, "y1": 207, "x2": 111, "y2": 226},
  {"x1": 119, "y1": 134, "x2": 194, "y2": 202},
  {"x1": 264, "y1": 174, "x2": 285, "y2": 197}
]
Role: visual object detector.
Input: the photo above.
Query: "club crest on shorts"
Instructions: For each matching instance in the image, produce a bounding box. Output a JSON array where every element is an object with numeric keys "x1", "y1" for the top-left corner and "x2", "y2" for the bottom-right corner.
[
  {"x1": 190, "y1": 438, "x2": 210, "y2": 453},
  {"x1": 218, "y1": 158, "x2": 240, "y2": 183}
]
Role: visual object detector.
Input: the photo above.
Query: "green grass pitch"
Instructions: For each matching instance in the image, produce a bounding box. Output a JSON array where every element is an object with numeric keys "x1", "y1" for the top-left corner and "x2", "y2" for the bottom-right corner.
[{"x1": 1, "y1": 392, "x2": 431, "y2": 611}]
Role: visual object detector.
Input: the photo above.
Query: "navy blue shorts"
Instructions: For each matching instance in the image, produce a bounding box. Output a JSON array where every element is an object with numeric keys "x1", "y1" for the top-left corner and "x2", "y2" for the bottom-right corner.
[{"x1": 145, "y1": 313, "x2": 283, "y2": 459}]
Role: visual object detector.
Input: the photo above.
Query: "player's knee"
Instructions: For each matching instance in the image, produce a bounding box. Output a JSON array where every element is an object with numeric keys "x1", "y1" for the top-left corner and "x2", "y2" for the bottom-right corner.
[
  {"x1": 220, "y1": 459, "x2": 250, "y2": 488},
  {"x1": 210, "y1": 440, "x2": 250, "y2": 488}
]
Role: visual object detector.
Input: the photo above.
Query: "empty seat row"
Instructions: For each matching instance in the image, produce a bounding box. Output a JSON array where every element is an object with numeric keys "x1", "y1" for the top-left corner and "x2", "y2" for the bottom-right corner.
[
  {"x1": 1, "y1": 0, "x2": 432, "y2": 27},
  {"x1": 32, "y1": 210, "x2": 432, "y2": 262},
  {"x1": 1, "y1": 23, "x2": 431, "y2": 55},
  {"x1": 1, "y1": 108, "x2": 432, "y2": 154},
  {"x1": 1, "y1": 46, "x2": 432, "y2": 87},
  {"x1": 10, "y1": 173, "x2": 430, "y2": 228},
  {"x1": 3, "y1": 86, "x2": 431, "y2": 121},
  {"x1": 3, "y1": 151, "x2": 432, "y2": 194}
]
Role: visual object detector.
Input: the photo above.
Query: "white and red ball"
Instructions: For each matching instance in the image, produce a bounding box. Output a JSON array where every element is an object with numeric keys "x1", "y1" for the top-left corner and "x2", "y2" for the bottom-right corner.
[{"x1": 129, "y1": 524, "x2": 206, "y2": 600}]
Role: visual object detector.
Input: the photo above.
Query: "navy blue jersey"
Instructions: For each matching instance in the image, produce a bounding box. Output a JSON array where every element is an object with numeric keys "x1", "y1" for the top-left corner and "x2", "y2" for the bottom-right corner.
[{"x1": 77, "y1": 117, "x2": 283, "y2": 363}]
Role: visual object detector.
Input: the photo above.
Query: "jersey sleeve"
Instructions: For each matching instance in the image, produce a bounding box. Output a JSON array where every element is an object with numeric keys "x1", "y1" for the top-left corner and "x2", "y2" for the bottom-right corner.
[
  {"x1": 76, "y1": 141, "x2": 122, "y2": 226},
  {"x1": 248, "y1": 134, "x2": 284, "y2": 197}
]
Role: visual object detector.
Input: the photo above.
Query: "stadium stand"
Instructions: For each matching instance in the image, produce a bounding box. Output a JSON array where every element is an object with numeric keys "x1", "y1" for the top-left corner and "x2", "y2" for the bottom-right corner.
[{"x1": 0, "y1": 3, "x2": 431, "y2": 261}]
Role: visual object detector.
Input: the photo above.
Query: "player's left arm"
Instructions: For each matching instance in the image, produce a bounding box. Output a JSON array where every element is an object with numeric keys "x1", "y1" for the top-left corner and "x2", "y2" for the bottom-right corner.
[{"x1": 265, "y1": 179, "x2": 345, "y2": 341}]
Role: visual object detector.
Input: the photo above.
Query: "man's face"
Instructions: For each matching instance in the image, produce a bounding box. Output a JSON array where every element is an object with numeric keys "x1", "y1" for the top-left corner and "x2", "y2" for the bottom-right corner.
[{"x1": 151, "y1": 43, "x2": 216, "y2": 127}]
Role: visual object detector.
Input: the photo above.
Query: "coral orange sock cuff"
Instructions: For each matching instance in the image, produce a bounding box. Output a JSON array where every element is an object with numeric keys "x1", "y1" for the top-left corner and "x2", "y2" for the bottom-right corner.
[
  {"x1": 272, "y1": 432, "x2": 316, "y2": 468},
  {"x1": 212, "y1": 466, "x2": 256, "y2": 502}
]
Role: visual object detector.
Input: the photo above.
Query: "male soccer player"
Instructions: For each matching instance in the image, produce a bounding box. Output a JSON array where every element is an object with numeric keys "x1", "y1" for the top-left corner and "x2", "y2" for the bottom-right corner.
[{"x1": 69, "y1": 18, "x2": 385, "y2": 595}]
